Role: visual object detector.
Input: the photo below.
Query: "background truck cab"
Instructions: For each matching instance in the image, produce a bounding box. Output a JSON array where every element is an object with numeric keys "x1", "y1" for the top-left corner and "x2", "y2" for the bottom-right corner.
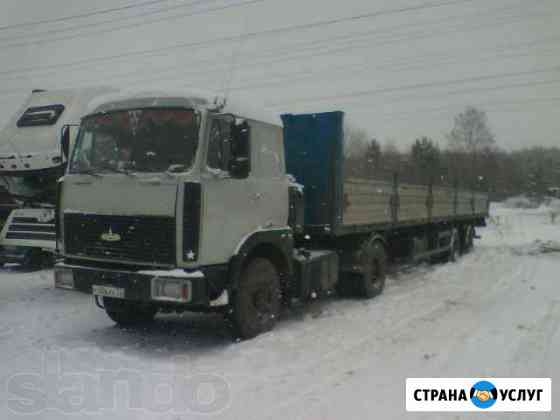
[{"x1": 0, "y1": 87, "x2": 116, "y2": 267}]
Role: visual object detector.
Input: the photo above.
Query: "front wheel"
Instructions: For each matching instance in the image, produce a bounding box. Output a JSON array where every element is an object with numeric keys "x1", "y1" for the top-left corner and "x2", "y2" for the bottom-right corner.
[
  {"x1": 24, "y1": 249, "x2": 52, "y2": 270},
  {"x1": 230, "y1": 258, "x2": 281, "y2": 339},
  {"x1": 103, "y1": 298, "x2": 157, "y2": 326}
]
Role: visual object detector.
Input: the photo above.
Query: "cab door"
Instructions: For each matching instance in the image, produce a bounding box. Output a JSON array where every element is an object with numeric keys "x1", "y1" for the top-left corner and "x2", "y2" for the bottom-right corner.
[
  {"x1": 198, "y1": 115, "x2": 258, "y2": 265},
  {"x1": 250, "y1": 122, "x2": 289, "y2": 230}
]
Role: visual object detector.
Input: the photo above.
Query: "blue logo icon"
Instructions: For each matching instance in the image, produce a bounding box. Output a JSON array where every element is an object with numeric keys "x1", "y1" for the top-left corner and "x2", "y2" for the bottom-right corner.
[{"x1": 470, "y1": 381, "x2": 498, "y2": 409}]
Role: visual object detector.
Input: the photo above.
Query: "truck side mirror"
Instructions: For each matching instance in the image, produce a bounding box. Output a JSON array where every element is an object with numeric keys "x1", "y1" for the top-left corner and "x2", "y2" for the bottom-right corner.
[
  {"x1": 229, "y1": 120, "x2": 250, "y2": 179},
  {"x1": 60, "y1": 123, "x2": 80, "y2": 165},
  {"x1": 61, "y1": 126, "x2": 70, "y2": 159}
]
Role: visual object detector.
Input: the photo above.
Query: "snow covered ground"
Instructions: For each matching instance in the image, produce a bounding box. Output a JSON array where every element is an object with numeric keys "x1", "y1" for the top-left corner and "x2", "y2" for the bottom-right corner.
[{"x1": 1, "y1": 204, "x2": 559, "y2": 419}]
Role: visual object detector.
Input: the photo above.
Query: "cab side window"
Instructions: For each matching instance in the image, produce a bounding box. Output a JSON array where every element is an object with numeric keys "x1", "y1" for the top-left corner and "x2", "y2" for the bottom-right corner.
[
  {"x1": 70, "y1": 131, "x2": 93, "y2": 172},
  {"x1": 207, "y1": 119, "x2": 232, "y2": 172}
]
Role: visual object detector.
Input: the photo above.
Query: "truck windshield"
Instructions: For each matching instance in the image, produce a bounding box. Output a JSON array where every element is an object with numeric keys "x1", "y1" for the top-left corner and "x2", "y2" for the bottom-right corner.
[{"x1": 69, "y1": 108, "x2": 199, "y2": 174}]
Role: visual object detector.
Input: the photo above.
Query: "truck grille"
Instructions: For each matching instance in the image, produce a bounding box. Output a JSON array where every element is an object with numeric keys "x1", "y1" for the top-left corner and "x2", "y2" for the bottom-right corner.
[
  {"x1": 6, "y1": 216, "x2": 56, "y2": 242},
  {"x1": 64, "y1": 213, "x2": 176, "y2": 265}
]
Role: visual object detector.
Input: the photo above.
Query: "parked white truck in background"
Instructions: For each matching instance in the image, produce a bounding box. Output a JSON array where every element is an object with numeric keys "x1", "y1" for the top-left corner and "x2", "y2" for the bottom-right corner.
[
  {"x1": 0, "y1": 87, "x2": 115, "y2": 267},
  {"x1": 54, "y1": 90, "x2": 488, "y2": 339}
]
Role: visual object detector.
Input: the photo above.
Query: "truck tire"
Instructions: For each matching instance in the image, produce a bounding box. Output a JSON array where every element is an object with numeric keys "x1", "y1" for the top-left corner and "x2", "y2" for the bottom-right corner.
[
  {"x1": 357, "y1": 241, "x2": 387, "y2": 299},
  {"x1": 24, "y1": 249, "x2": 48, "y2": 270},
  {"x1": 462, "y1": 225, "x2": 474, "y2": 254},
  {"x1": 336, "y1": 273, "x2": 355, "y2": 297},
  {"x1": 103, "y1": 298, "x2": 157, "y2": 326},
  {"x1": 230, "y1": 258, "x2": 281, "y2": 339},
  {"x1": 448, "y1": 229, "x2": 460, "y2": 262}
]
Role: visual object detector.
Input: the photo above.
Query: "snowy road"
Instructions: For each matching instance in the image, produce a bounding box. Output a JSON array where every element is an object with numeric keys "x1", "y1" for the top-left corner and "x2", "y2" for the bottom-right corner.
[{"x1": 1, "y1": 204, "x2": 559, "y2": 419}]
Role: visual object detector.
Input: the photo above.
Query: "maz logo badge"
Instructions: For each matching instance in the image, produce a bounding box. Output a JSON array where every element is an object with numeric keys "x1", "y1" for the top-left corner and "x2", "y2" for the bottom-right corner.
[
  {"x1": 37, "y1": 210, "x2": 55, "y2": 224},
  {"x1": 100, "y1": 227, "x2": 121, "y2": 242}
]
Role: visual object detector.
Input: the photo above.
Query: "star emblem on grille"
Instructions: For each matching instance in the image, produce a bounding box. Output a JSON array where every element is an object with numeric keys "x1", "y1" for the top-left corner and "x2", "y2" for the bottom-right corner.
[{"x1": 186, "y1": 250, "x2": 196, "y2": 260}]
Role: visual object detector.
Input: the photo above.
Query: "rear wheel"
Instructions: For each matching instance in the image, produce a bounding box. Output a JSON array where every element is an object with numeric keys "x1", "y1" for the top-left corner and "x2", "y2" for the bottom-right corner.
[
  {"x1": 103, "y1": 298, "x2": 157, "y2": 326},
  {"x1": 448, "y1": 229, "x2": 460, "y2": 262},
  {"x1": 356, "y1": 241, "x2": 387, "y2": 299},
  {"x1": 461, "y1": 225, "x2": 475, "y2": 254},
  {"x1": 230, "y1": 258, "x2": 281, "y2": 339}
]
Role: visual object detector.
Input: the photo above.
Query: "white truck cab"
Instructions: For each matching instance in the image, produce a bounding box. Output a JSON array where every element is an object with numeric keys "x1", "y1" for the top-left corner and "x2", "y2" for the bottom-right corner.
[
  {"x1": 0, "y1": 87, "x2": 116, "y2": 267},
  {"x1": 55, "y1": 91, "x2": 294, "y2": 338}
]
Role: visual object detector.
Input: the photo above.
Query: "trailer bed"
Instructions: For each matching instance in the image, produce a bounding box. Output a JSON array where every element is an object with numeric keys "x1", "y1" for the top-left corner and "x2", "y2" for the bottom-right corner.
[
  {"x1": 341, "y1": 177, "x2": 488, "y2": 234},
  {"x1": 282, "y1": 111, "x2": 489, "y2": 237}
]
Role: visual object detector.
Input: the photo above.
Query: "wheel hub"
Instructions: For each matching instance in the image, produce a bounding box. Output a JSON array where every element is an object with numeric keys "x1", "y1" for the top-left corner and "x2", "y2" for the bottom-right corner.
[
  {"x1": 371, "y1": 261, "x2": 380, "y2": 287},
  {"x1": 253, "y1": 289, "x2": 271, "y2": 314}
]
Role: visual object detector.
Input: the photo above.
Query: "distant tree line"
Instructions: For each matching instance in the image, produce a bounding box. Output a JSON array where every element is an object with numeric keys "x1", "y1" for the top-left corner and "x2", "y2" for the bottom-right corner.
[{"x1": 344, "y1": 106, "x2": 560, "y2": 201}]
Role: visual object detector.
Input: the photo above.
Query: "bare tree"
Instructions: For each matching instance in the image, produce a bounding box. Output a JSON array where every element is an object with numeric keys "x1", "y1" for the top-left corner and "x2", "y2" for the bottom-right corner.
[
  {"x1": 344, "y1": 124, "x2": 371, "y2": 179},
  {"x1": 364, "y1": 138, "x2": 381, "y2": 178},
  {"x1": 447, "y1": 107, "x2": 495, "y2": 188},
  {"x1": 411, "y1": 136, "x2": 441, "y2": 183},
  {"x1": 380, "y1": 140, "x2": 402, "y2": 181},
  {"x1": 448, "y1": 107, "x2": 495, "y2": 153},
  {"x1": 344, "y1": 125, "x2": 369, "y2": 158}
]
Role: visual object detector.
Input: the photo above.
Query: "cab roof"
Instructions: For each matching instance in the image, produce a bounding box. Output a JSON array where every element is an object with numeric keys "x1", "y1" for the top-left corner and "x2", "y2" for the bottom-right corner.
[{"x1": 87, "y1": 88, "x2": 282, "y2": 127}]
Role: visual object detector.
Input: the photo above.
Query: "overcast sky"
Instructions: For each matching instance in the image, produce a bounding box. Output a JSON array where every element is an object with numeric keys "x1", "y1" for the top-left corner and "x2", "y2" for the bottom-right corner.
[{"x1": 0, "y1": 0, "x2": 559, "y2": 150}]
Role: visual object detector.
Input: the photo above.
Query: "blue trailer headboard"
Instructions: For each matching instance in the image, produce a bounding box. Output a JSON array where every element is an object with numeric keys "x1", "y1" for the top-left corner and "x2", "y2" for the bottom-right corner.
[{"x1": 281, "y1": 111, "x2": 344, "y2": 230}]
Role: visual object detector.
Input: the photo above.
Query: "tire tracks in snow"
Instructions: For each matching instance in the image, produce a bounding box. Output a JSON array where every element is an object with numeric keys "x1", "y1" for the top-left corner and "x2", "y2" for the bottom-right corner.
[
  {"x1": 510, "y1": 297, "x2": 560, "y2": 376},
  {"x1": 251, "y1": 249, "x2": 523, "y2": 419},
  {"x1": 253, "y1": 226, "x2": 541, "y2": 420}
]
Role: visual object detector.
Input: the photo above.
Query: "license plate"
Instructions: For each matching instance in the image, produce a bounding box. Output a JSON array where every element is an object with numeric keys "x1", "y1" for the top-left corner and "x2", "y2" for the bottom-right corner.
[{"x1": 92, "y1": 285, "x2": 125, "y2": 299}]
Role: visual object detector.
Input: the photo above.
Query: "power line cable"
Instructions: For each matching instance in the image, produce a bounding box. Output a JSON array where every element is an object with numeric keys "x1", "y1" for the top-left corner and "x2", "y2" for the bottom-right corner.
[
  {"x1": 10, "y1": 0, "x2": 556, "y2": 92},
  {"x1": 330, "y1": 80, "x2": 560, "y2": 116},
  {"x1": 0, "y1": 0, "x2": 171, "y2": 31},
  {"x1": 370, "y1": 96, "x2": 560, "y2": 123},
  {"x1": 2, "y1": 19, "x2": 558, "y2": 97},
  {"x1": 332, "y1": 78, "x2": 560, "y2": 109},
  {"x1": 2, "y1": 0, "x2": 557, "y2": 107},
  {"x1": 0, "y1": 0, "x2": 265, "y2": 48},
  {"x1": 0, "y1": 0, "x2": 477, "y2": 76},
  {"x1": 227, "y1": 46, "x2": 560, "y2": 93},
  {"x1": 116, "y1": 42, "x2": 560, "y2": 97},
  {"x1": 271, "y1": 66, "x2": 560, "y2": 107},
  {"x1": 3, "y1": 37, "x2": 551, "y2": 95},
  {"x1": 6, "y1": 0, "x2": 525, "y2": 47},
  {"x1": 0, "y1": 0, "x2": 547, "y2": 91},
  {"x1": 0, "y1": 0, "x2": 524, "y2": 82}
]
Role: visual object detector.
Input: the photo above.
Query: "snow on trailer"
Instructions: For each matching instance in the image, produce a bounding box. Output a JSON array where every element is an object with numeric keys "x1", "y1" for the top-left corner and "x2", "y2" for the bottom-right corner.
[{"x1": 0, "y1": 87, "x2": 117, "y2": 267}]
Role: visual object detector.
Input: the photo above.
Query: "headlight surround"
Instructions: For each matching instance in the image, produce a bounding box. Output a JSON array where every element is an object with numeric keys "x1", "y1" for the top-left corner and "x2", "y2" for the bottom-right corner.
[{"x1": 151, "y1": 277, "x2": 192, "y2": 303}]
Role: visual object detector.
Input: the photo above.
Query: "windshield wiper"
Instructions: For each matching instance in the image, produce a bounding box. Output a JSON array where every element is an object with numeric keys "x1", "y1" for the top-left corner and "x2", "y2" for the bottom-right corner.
[
  {"x1": 75, "y1": 169, "x2": 102, "y2": 178},
  {"x1": 94, "y1": 162, "x2": 136, "y2": 177}
]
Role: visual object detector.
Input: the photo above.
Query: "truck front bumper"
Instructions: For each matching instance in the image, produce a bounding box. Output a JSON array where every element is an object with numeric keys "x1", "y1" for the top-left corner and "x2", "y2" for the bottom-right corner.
[{"x1": 54, "y1": 263, "x2": 229, "y2": 309}]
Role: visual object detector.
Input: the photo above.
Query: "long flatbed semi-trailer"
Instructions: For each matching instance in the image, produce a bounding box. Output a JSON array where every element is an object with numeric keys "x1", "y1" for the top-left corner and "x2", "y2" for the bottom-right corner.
[
  {"x1": 54, "y1": 94, "x2": 489, "y2": 339},
  {"x1": 282, "y1": 111, "x2": 488, "y2": 239}
]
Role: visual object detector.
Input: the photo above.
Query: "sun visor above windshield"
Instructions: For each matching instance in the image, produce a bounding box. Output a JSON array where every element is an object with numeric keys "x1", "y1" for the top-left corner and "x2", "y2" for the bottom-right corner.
[{"x1": 90, "y1": 97, "x2": 209, "y2": 116}]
